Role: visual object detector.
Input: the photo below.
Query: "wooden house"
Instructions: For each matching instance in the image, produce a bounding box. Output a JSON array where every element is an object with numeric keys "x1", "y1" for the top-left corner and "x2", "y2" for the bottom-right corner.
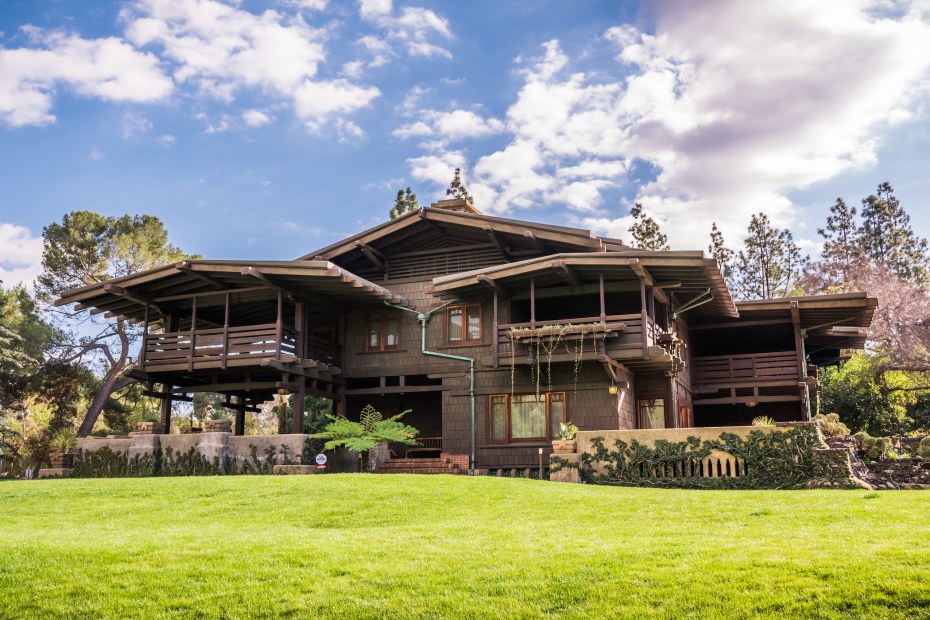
[{"x1": 57, "y1": 199, "x2": 876, "y2": 472}]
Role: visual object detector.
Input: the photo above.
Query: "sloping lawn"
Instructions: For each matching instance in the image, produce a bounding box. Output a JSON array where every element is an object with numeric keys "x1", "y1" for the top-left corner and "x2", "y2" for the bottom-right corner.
[{"x1": 0, "y1": 476, "x2": 928, "y2": 619}]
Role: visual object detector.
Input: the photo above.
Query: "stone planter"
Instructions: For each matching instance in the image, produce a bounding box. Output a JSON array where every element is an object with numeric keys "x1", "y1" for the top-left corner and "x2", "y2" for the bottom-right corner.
[
  {"x1": 134, "y1": 421, "x2": 164, "y2": 434},
  {"x1": 552, "y1": 440, "x2": 577, "y2": 454},
  {"x1": 203, "y1": 419, "x2": 232, "y2": 433},
  {"x1": 49, "y1": 452, "x2": 74, "y2": 469}
]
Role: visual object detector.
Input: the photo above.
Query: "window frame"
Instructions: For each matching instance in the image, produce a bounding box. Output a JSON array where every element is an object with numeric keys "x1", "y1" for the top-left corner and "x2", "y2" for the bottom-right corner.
[
  {"x1": 365, "y1": 312, "x2": 402, "y2": 352},
  {"x1": 446, "y1": 303, "x2": 482, "y2": 345},
  {"x1": 487, "y1": 391, "x2": 567, "y2": 444},
  {"x1": 637, "y1": 397, "x2": 666, "y2": 429}
]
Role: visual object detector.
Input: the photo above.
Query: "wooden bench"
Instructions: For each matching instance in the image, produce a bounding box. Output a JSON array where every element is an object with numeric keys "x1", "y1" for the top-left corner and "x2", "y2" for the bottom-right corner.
[{"x1": 406, "y1": 437, "x2": 442, "y2": 458}]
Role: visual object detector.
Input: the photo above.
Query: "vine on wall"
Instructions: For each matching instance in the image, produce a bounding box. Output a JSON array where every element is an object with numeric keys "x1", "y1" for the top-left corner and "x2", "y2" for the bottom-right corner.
[{"x1": 508, "y1": 322, "x2": 607, "y2": 396}]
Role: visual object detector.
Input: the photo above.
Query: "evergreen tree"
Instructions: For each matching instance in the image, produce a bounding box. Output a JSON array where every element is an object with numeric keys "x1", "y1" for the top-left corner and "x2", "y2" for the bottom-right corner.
[
  {"x1": 732, "y1": 213, "x2": 807, "y2": 300},
  {"x1": 708, "y1": 222, "x2": 734, "y2": 283},
  {"x1": 816, "y1": 197, "x2": 860, "y2": 287},
  {"x1": 446, "y1": 168, "x2": 472, "y2": 203},
  {"x1": 627, "y1": 203, "x2": 670, "y2": 251},
  {"x1": 390, "y1": 187, "x2": 419, "y2": 219},
  {"x1": 859, "y1": 182, "x2": 929, "y2": 284}
]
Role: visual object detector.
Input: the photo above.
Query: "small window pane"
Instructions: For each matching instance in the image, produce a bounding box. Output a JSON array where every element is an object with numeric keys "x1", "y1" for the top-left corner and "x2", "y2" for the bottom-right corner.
[
  {"x1": 466, "y1": 306, "x2": 481, "y2": 341},
  {"x1": 449, "y1": 307, "x2": 463, "y2": 341},
  {"x1": 490, "y1": 396, "x2": 507, "y2": 442},
  {"x1": 549, "y1": 393, "x2": 565, "y2": 438},
  {"x1": 511, "y1": 394, "x2": 546, "y2": 438},
  {"x1": 368, "y1": 323, "x2": 380, "y2": 349},
  {"x1": 639, "y1": 399, "x2": 665, "y2": 429},
  {"x1": 385, "y1": 318, "x2": 399, "y2": 348}
]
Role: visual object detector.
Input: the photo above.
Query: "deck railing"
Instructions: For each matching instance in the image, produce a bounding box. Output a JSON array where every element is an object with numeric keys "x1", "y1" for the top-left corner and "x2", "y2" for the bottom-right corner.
[
  {"x1": 691, "y1": 351, "x2": 799, "y2": 384},
  {"x1": 497, "y1": 313, "x2": 657, "y2": 361},
  {"x1": 143, "y1": 323, "x2": 297, "y2": 370}
]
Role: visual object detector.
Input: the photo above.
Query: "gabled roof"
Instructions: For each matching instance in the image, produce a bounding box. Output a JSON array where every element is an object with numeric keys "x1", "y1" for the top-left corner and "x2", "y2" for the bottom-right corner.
[
  {"x1": 300, "y1": 207, "x2": 622, "y2": 263},
  {"x1": 430, "y1": 251, "x2": 738, "y2": 317},
  {"x1": 55, "y1": 260, "x2": 409, "y2": 323}
]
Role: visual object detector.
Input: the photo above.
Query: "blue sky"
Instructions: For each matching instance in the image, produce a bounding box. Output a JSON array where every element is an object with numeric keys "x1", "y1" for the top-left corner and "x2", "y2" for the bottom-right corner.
[{"x1": 2, "y1": 0, "x2": 930, "y2": 288}]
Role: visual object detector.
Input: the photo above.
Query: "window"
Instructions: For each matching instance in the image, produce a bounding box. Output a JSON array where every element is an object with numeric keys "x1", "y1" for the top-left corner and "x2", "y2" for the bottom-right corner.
[
  {"x1": 447, "y1": 304, "x2": 481, "y2": 344},
  {"x1": 488, "y1": 392, "x2": 566, "y2": 444},
  {"x1": 366, "y1": 313, "x2": 400, "y2": 352},
  {"x1": 638, "y1": 398, "x2": 665, "y2": 429}
]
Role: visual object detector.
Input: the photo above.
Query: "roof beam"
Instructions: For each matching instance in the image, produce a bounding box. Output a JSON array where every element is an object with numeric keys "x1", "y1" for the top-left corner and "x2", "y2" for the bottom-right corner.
[
  {"x1": 483, "y1": 225, "x2": 512, "y2": 262},
  {"x1": 477, "y1": 274, "x2": 507, "y2": 295},
  {"x1": 523, "y1": 230, "x2": 547, "y2": 254},
  {"x1": 356, "y1": 242, "x2": 387, "y2": 273},
  {"x1": 101, "y1": 283, "x2": 167, "y2": 315},
  {"x1": 553, "y1": 260, "x2": 581, "y2": 287},
  {"x1": 176, "y1": 261, "x2": 227, "y2": 290}
]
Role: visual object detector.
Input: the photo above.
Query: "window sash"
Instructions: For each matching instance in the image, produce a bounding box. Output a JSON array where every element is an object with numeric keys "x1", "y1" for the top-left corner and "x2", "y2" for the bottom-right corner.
[
  {"x1": 488, "y1": 392, "x2": 566, "y2": 444},
  {"x1": 638, "y1": 398, "x2": 665, "y2": 429},
  {"x1": 366, "y1": 314, "x2": 400, "y2": 352},
  {"x1": 449, "y1": 304, "x2": 481, "y2": 343}
]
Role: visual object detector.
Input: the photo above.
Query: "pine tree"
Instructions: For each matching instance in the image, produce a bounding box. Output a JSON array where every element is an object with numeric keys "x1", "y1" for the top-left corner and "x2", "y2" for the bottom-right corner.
[
  {"x1": 390, "y1": 187, "x2": 419, "y2": 219},
  {"x1": 859, "y1": 182, "x2": 929, "y2": 284},
  {"x1": 446, "y1": 168, "x2": 472, "y2": 203},
  {"x1": 732, "y1": 213, "x2": 807, "y2": 300},
  {"x1": 627, "y1": 203, "x2": 670, "y2": 251},
  {"x1": 708, "y1": 222, "x2": 734, "y2": 283}
]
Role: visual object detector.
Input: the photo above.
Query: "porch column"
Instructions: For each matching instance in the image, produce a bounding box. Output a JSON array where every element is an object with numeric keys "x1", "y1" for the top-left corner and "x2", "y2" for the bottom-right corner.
[
  {"x1": 234, "y1": 396, "x2": 245, "y2": 436},
  {"x1": 292, "y1": 380, "x2": 305, "y2": 434},
  {"x1": 666, "y1": 371, "x2": 679, "y2": 429},
  {"x1": 160, "y1": 384, "x2": 173, "y2": 434}
]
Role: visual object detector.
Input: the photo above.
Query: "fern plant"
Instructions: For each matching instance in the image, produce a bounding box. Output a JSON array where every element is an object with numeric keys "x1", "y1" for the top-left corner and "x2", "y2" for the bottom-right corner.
[
  {"x1": 312, "y1": 405, "x2": 418, "y2": 453},
  {"x1": 751, "y1": 415, "x2": 776, "y2": 427}
]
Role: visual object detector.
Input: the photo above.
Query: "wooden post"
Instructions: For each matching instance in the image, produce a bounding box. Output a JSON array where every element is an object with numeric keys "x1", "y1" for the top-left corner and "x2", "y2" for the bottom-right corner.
[
  {"x1": 275, "y1": 290, "x2": 283, "y2": 361},
  {"x1": 335, "y1": 386, "x2": 346, "y2": 416},
  {"x1": 222, "y1": 291, "x2": 230, "y2": 370},
  {"x1": 294, "y1": 300, "x2": 305, "y2": 360},
  {"x1": 188, "y1": 295, "x2": 197, "y2": 372},
  {"x1": 530, "y1": 277, "x2": 535, "y2": 329},
  {"x1": 667, "y1": 372, "x2": 679, "y2": 429},
  {"x1": 140, "y1": 303, "x2": 149, "y2": 368},
  {"x1": 292, "y1": 380, "x2": 306, "y2": 434},
  {"x1": 640, "y1": 278, "x2": 648, "y2": 358},
  {"x1": 599, "y1": 273, "x2": 606, "y2": 322},
  {"x1": 160, "y1": 384, "x2": 173, "y2": 434},
  {"x1": 492, "y1": 289, "x2": 499, "y2": 369},
  {"x1": 234, "y1": 395, "x2": 245, "y2": 436}
]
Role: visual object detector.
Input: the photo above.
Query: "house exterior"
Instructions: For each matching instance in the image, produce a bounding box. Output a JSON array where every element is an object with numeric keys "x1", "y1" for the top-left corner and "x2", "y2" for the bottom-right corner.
[{"x1": 57, "y1": 199, "x2": 876, "y2": 472}]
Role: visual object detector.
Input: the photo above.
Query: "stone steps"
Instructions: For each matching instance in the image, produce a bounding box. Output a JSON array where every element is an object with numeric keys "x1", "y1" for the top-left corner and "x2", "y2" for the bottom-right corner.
[{"x1": 376, "y1": 457, "x2": 464, "y2": 475}]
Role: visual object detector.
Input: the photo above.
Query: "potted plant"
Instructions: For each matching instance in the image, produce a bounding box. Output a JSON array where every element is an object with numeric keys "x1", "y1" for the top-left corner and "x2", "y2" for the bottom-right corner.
[
  {"x1": 552, "y1": 422, "x2": 578, "y2": 454},
  {"x1": 49, "y1": 428, "x2": 77, "y2": 469},
  {"x1": 134, "y1": 412, "x2": 164, "y2": 434}
]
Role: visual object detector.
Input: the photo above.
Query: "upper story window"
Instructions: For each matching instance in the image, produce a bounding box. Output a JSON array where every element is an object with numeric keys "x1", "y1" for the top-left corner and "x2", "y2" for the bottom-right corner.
[
  {"x1": 367, "y1": 313, "x2": 401, "y2": 352},
  {"x1": 448, "y1": 304, "x2": 481, "y2": 344}
]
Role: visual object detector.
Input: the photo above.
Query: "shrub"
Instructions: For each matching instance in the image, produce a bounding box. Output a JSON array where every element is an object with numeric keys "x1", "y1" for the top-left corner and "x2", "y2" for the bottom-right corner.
[
  {"x1": 811, "y1": 413, "x2": 850, "y2": 438},
  {"x1": 752, "y1": 416, "x2": 776, "y2": 426},
  {"x1": 556, "y1": 422, "x2": 578, "y2": 441},
  {"x1": 852, "y1": 431, "x2": 872, "y2": 452},
  {"x1": 49, "y1": 428, "x2": 77, "y2": 453},
  {"x1": 918, "y1": 436, "x2": 930, "y2": 459},
  {"x1": 866, "y1": 437, "x2": 893, "y2": 461}
]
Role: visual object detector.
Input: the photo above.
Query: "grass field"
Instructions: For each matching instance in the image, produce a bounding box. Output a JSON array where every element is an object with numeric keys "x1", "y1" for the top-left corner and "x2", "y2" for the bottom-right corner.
[{"x1": 1, "y1": 475, "x2": 928, "y2": 619}]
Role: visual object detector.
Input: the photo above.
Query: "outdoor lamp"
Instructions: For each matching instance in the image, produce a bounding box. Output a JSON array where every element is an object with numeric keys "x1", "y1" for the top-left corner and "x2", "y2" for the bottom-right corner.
[{"x1": 608, "y1": 385, "x2": 618, "y2": 395}]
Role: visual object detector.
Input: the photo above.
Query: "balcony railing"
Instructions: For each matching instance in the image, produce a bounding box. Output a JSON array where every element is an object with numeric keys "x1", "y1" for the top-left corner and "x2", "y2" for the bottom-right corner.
[
  {"x1": 497, "y1": 313, "x2": 660, "y2": 362},
  {"x1": 142, "y1": 323, "x2": 297, "y2": 371},
  {"x1": 692, "y1": 351, "x2": 800, "y2": 384}
]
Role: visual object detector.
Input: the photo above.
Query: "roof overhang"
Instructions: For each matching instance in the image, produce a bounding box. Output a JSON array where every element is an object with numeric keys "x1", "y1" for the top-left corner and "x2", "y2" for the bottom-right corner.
[
  {"x1": 56, "y1": 260, "x2": 409, "y2": 323},
  {"x1": 430, "y1": 251, "x2": 738, "y2": 317}
]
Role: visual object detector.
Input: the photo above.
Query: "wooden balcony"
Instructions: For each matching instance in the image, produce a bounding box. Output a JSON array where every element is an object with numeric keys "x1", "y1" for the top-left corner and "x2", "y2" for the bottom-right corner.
[
  {"x1": 496, "y1": 313, "x2": 668, "y2": 364},
  {"x1": 142, "y1": 323, "x2": 298, "y2": 372},
  {"x1": 692, "y1": 351, "x2": 800, "y2": 385}
]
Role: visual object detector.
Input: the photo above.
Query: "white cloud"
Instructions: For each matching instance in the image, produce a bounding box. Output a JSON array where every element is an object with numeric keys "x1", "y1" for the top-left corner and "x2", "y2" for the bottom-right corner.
[
  {"x1": 242, "y1": 109, "x2": 272, "y2": 127},
  {"x1": 0, "y1": 223, "x2": 43, "y2": 289},
  {"x1": 399, "y1": 1, "x2": 930, "y2": 246},
  {"x1": 0, "y1": 27, "x2": 172, "y2": 127},
  {"x1": 293, "y1": 79, "x2": 380, "y2": 130},
  {"x1": 122, "y1": 111, "x2": 153, "y2": 138},
  {"x1": 357, "y1": 0, "x2": 452, "y2": 60},
  {"x1": 157, "y1": 134, "x2": 176, "y2": 146},
  {"x1": 89, "y1": 148, "x2": 104, "y2": 161},
  {"x1": 393, "y1": 108, "x2": 504, "y2": 142}
]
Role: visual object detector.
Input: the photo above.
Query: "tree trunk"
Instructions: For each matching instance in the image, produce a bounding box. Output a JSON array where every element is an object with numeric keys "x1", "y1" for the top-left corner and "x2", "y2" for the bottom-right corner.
[{"x1": 77, "y1": 369, "x2": 135, "y2": 437}]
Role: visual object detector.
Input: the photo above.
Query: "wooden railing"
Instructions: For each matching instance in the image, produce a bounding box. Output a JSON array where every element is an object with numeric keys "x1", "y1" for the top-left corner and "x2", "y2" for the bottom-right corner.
[
  {"x1": 143, "y1": 323, "x2": 297, "y2": 370},
  {"x1": 307, "y1": 335, "x2": 342, "y2": 366},
  {"x1": 406, "y1": 437, "x2": 442, "y2": 457},
  {"x1": 692, "y1": 351, "x2": 800, "y2": 384},
  {"x1": 497, "y1": 314, "x2": 657, "y2": 360}
]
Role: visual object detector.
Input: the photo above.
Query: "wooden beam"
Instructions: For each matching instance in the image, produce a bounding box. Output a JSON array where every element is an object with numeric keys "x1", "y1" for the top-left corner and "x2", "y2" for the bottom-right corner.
[
  {"x1": 553, "y1": 260, "x2": 581, "y2": 287},
  {"x1": 477, "y1": 274, "x2": 506, "y2": 295},
  {"x1": 509, "y1": 279, "x2": 680, "y2": 301},
  {"x1": 483, "y1": 225, "x2": 512, "y2": 262},
  {"x1": 343, "y1": 384, "x2": 445, "y2": 395},
  {"x1": 356, "y1": 242, "x2": 387, "y2": 273},
  {"x1": 690, "y1": 319, "x2": 793, "y2": 331},
  {"x1": 176, "y1": 262, "x2": 227, "y2": 290},
  {"x1": 523, "y1": 230, "x2": 546, "y2": 254}
]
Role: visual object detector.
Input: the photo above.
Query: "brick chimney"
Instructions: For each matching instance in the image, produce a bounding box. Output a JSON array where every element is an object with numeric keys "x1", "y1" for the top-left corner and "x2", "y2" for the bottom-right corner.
[{"x1": 429, "y1": 198, "x2": 482, "y2": 215}]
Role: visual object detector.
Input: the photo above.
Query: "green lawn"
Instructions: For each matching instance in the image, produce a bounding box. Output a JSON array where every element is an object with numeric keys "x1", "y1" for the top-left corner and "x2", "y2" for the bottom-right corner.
[{"x1": 0, "y1": 476, "x2": 928, "y2": 619}]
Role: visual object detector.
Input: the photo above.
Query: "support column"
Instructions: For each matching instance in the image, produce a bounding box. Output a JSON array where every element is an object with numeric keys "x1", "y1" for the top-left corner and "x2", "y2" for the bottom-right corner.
[
  {"x1": 666, "y1": 372, "x2": 679, "y2": 429},
  {"x1": 160, "y1": 384, "x2": 173, "y2": 434},
  {"x1": 234, "y1": 396, "x2": 245, "y2": 436},
  {"x1": 292, "y1": 380, "x2": 305, "y2": 434}
]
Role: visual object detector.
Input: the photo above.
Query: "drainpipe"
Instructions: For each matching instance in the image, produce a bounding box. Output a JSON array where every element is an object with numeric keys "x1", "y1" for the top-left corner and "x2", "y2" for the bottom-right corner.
[{"x1": 384, "y1": 301, "x2": 477, "y2": 474}]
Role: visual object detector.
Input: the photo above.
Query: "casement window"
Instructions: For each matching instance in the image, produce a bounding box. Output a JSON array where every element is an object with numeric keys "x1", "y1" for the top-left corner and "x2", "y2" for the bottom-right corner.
[
  {"x1": 638, "y1": 398, "x2": 665, "y2": 429},
  {"x1": 366, "y1": 313, "x2": 401, "y2": 352},
  {"x1": 488, "y1": 392, "x2": 566, "y2": 444},
  {"x1": 447, "y1": 304, "x2": 482, "y2": 344}
]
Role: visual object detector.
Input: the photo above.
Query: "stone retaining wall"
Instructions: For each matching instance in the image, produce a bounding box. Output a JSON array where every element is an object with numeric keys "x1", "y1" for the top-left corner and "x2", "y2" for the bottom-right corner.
[{"x1": 865, "y1": 458, "x2": 930, "y2": 490}]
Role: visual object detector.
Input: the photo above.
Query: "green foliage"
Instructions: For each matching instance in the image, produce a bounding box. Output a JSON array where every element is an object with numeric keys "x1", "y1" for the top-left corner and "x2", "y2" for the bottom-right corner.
[
  {"x1": 859, "y1": 182, "x2": 929, "y2": 284},
  {"x1": 852, "y1": 431, "x2": 872, "y2": 452},
  {"x1": 578, "y1": 426, "x2": 853, "y2": 489},
  {"x1": 72, "y1": 447, "x2": 157, "y2": 478},
  {"x1": 708, "y1": 222, "x2": 734, "y2": 284},
  {"x1": 49, "y1": 427, "x2": 77, "y2": 453},
  {"x1": 446, "y1": 167, "x2": 472, "y2": 203},
  {"x1": 918, "y1": 436, "x2": 930, "y2": 459},
  {"x1": 751, "y1": 415, "x2": 776, "y2": 426},
  {"x1": 811, "y1": 412, "x2": 850, "y2": 438},
  {"x1": 732, "y1": 212, "x2": 807, "y2": 300},
  {"x1": 390, "y1": 187, "x2": 419, "y2": 219},
  {"x1": 312, "y1": 404, "x2": 418, "y2": 453},
  {"x1": 866, "y1": 437, "x2": 893, "y2": 461},
  {"x1": 627, "y1": 203, "x2": 670, "y2": 251},
  {"x1": 556, "y1": 422, "x2": 578, "y2": 441},
  {"x1": 160, "y1": 446, "x2": 221, "y2": 477}
]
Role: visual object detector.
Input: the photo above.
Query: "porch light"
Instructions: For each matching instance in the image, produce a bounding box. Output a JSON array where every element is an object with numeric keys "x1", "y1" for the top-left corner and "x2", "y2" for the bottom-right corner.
[
  {"x1": 608, "y1": 385, "x2": 618, "y2": 395},
  {"x1": 277, "y1": 388, "x2": 290, "y2": 396},
  {"x1": 746, "y1": 401, "x2": 757, "y2": 408}
]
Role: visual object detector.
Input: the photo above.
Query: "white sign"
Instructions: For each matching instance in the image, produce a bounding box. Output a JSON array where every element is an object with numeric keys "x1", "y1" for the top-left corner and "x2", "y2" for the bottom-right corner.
[{"x1": 315, "y1": 453, "x2": 328, "y2": 466}]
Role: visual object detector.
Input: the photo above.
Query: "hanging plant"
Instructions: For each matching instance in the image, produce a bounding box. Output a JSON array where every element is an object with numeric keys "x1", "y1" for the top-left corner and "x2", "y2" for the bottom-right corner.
[{"x1": 508, "y1": 321, "x2": 608, "y2": 397}]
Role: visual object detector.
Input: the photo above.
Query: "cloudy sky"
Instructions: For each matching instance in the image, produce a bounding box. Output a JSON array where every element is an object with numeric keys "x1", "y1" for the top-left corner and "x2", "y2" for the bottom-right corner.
[{"x1": 2, "y1": 0, "x2": 930, "y2": 288}]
